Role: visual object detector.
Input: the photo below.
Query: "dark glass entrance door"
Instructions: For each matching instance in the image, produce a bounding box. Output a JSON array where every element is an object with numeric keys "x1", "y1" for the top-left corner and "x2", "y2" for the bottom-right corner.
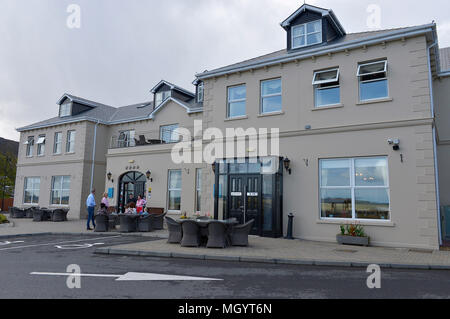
[
  {"x1": 228, "y1": 174, "x2": 260, "y2": 235},
  {"x1": 118, "y1": 171, "x2": 146, "y2": 213}
]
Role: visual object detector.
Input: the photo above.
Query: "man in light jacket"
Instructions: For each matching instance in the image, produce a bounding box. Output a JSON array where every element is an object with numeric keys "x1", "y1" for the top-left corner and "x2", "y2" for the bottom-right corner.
[{"x1": 86, "y1": 189, "x2": 96, "y2": 230}]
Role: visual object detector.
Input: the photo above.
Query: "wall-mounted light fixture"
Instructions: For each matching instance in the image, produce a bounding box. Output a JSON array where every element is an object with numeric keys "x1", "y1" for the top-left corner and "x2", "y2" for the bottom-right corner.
[
  {"x1": 212, "y1": 162, "x2": 216, "y2": 174},
  {"x1": 146, "y1": 170, "x2": 153, "y2": 182},
  {"x1": 107, "y1": 172, "x2": 112, "y2": 181},
  {"x1": 283, "y1": 157, "x2": 292, "y2": 175},
  {"x1": 388, "y1": 138, "x2": 400, "y2": 151}
]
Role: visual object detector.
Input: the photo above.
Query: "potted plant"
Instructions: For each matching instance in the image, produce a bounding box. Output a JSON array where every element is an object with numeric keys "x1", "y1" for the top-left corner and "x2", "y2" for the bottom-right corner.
[{"x1": 336, "y1": 223, "x2": 370, "y2": 247}]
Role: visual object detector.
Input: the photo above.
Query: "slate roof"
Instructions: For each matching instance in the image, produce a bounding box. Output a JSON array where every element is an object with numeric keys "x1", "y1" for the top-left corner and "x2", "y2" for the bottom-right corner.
[{"x1": 440, "y1": 47, "x2": 450, "y2": 72}]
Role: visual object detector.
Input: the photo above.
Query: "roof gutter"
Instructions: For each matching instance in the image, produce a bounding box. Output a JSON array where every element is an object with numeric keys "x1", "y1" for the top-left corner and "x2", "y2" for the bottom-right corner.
[
  {"x1": 438, "y1": 71, "x2": 450, "y2": 77},
  {"x1": 16, "y1": 117, "x2": 109, "y2": 132},
  {"x1": 197, "y1": 24, "x2": 435, "y2": 80}
]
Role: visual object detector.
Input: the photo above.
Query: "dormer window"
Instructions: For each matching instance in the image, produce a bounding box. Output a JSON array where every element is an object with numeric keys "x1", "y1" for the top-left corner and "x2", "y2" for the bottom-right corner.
[
  {"x1": 155, "y1": 91, "x2": 171, "y2": 106},
  {"x1": 197, "y1": 82, "x2": 204, "y2": 103},
  {"x1": 60, "y1": 101, "x2": 72, "y2": 117},
  {"x1": 291, "y1": 20, "x2": 322, "y2": 49}
]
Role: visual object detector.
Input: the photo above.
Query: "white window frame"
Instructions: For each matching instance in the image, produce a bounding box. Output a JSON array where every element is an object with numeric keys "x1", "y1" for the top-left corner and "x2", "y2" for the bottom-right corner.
[
  {"x1": 197, "y1": 82, "x2": 204, "y2": 103},
  {"x1": 23, "y1": 177, "x2": 40, "y2": 205},
  {"x1": 319, "y1": 157, "x2": 391, "y2": 222},
  {"x1": 160, "y1": 124, "x2": 179, "y2": 144},
  {"x1": 25, "y1": 136, "x2": 34, "y2": 157},
  {"x1": 261, "y1": 78, "x2": 282, "y2": 114},
  {"x1": 118, "y1": 130, "x2": 135, "y2": 148},
  {"x1": 313, "y1": 68, "x2": 341, "y2": 108},
  {"x1": 227, "y1": 84, "x2": 247, "y2": 118},
  {"x1": 53, "y1": 132, "x2": 62, "y2": 155},
  {"x1": 36, "y1": 135, "x2": 46, "y2": 156},
  {"x1": 357, "y1": 60, "x2": 389, "y2": 102},
  {"x1": 167, "y1": 169, "x2": 182, "y2": 213},
  {"x1": 155, "y1": 91, "x2": 171, "y2": 106},
  {"x1": 195, "y1": 168, "x2": 202, "y2": 213},
  {"x1": 291, "y1": 20, "x2": 322, "y2": 49},
  {"x1": 66, "y1": 130, "x2": 76, "y2": 153},
  {"x1": 60, "y1": 102, "x2": 72, "y2": 117},
  {"x1": 50, "y1": 176, "x2": 71, "y2": 206}
]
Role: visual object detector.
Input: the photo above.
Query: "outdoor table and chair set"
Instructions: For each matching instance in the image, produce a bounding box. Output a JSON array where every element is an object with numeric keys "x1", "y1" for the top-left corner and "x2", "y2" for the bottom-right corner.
[{"x1": 8, "y1": 206, "x2": 69, "y2": 222}]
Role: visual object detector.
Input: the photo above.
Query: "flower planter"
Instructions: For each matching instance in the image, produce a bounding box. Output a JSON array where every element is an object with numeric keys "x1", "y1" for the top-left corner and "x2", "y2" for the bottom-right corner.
[{"x1": 336, "y1": 234, "x2": 370, "y2": 247}]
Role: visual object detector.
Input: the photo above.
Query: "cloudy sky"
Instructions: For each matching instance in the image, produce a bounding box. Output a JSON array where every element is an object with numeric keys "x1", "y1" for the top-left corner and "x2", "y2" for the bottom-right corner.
[{"x1": 0, "y1": 0, "x2": 449, "y2": 141}]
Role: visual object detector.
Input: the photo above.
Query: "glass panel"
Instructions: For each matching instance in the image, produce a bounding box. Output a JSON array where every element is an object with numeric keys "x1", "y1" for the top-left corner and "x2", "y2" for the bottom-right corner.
[
  {"x1": 320, "y1": 188, "x2": 352, "y2": 218},
  {"x1": 53, "y1": 177, "x2": 62, "y2": 190},
  {"x1": 315, "y1": 87, "x2": 340, "y2": 107},
  {"x1": 228, "y1": 86, "x2": 246, "y2": 101},
  {"x1": 62, "y1": 176, "x2": 71, "y2": 190},
  {"x1": 359, "y1": 61, "x2": 386, "y2": 75},
  {"x1": 292, "y1": 36, "x2": 305, "y2": 48},
  {"x1": 292, "y1": 25, "x2": 305, "y2": 37},
  {"x1": 307, "y1": 33, "x2": 321, "y2": 45},
  {"x1": 52, "y1": 190, "x2": 60, "y2": 205},
  {"x1": 218, "y1": 175, "x2": 227, "y2": 219},
  {"x1": 61, "y1": 190, "x2": 70, "y2": 205},
  {"x1": 262, "y1": 79, "x2": 281, "y2": 96},
  {"x1": 262, "y1": 175, "x2": 273, "y2": 231},
  {"x1": 355, "y1": 158, "x2": 388, "y2": 187},
  {"x1": 228, "y1": 101, "x2": 246, "y2": 118},
  {"x1": 360, "y1": 79, "x2": 388, "y2": 101},
  {"x1": 355, "y1": 188, "x2": 390, "y2": 220},
  {"x1": 169, "y1": 170, "x2": 182, "y2": 189},
  {"x1": 24, "y1": 190, "x2": 32, "y2": 204},
  {"x1": 32, "y1": 190, "x2": 39, "y2": 204},
  {"x1": 168, "y1": 190, "x2": 181, "y2": 211},
  {"x1": 320, "y1": 159, "x2": 350, "y2": 187},
  {"x1": 262, "y1": 95, "x2": 282, "y2": 113},
  {"x1": 314, "y1": 69, "x2": 338, "y2": 83},
  {"x1": 307, "y1": 20, "x2": 321, "y2": 33}
]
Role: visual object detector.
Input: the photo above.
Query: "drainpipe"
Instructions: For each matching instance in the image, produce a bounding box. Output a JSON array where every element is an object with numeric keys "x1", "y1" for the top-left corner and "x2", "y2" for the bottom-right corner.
[
  {"x1": 427, "y1": 36, "x2": 442, "y2": 246},
  {"x1": 90, "y1": 121, "x2": 100, "y2": 192}
]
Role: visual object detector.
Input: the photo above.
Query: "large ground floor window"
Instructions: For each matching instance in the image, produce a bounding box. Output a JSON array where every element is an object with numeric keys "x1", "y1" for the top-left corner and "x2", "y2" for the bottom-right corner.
[
  {"x1": 51, "y1": 176, "x2": 71, "y2": 205},
  {"x1": 24, "y1": 177, "x2": 40, "y2": 205},
  {"x1": 320, "y1": 157, "x2": 390, "y2": 220},
  {"x1": 168, "y1": 170, "x2": 181, "y2": 212}
]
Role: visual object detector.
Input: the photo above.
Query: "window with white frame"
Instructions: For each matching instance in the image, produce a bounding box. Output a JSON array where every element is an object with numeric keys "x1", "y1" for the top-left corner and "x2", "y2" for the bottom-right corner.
[
  {"x1": 66, "y1": 130, "x2": 76, "y2": 153},
  {"x1": 53, "y1": 132, "x2": 62, "y2": 154},
  {"x1": 23, "y1": 177, "x2": 40, "y2": 205},
  {"x1": 51, "y1": 176, "x2": 71, "y2": 205},
  {"x1": 196, "y1": 169, "x2": 202, "y2": 213},
  {"x1": 313, "y1": 68, "x2": 340, "y2": 107},
  {"x1": 24, "y1": 136, "x2": 34, "y2": 157},
  {"x1": 261, "y1": 78, "x2": 282, "y2": 114},
  {"x1": 155, "y1": 91, "x2": 171, "y2": 106},
  {"x1": 160, "y1": 124, "x2": 179, "y2": 144},
  {"x1": 60, "y1": 101, "x2": 72, "y2": 117},
  {"x1": 197, "y1": 82, "x2": 204, "y2": 103},
  {"x1": 117, "y1": 130, "x2": 135, "y2": 148},
  {"x1": 320, "y1": 157, "x2": 390, "y2": 220},
  {"x1": 168, "y1": 170, "x2": 182, "y2": 212},
  {"x1": 357, "y1": 60, "x2": 388, "y2": 101},
  {"x1": 36, "y1": 135, "x2": 46, "y2": 156},
  {"x1": 291, "y1": 20, "x2": 322, "y2": 49},
  {"x1": 227, "y1": 85, "x2": 246, "y2": 118}
]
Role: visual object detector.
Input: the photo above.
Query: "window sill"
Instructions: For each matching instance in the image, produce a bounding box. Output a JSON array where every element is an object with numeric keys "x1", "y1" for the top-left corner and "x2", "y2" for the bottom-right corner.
[
  {"x1": 356, "y1": 97, "x2": 393, "y2": 106},
  {"x1": 257, "y1": 111, "x2": 284, "y2": 118},
  {"x1": 65, "y1": 152, "x2": 75, "y2": 155},
  {"x1": 224, "y1": 116, "x2": 248, "y2": 122},
  {"x1": 53, "y1": 153, "x2": 62, "y2": 156},
  {"x1": 311, "y1": 104, "x2": 344, "y2": 111},
  {"x1": 316, "y1": 219, "x2": 395, "y2": 227}
]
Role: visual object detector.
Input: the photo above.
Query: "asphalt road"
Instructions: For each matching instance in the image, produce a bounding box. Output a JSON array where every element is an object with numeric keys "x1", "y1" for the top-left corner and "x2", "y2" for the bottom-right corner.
[{"x1": 1, "y1": 234, "x2": 450, "y2": 299}]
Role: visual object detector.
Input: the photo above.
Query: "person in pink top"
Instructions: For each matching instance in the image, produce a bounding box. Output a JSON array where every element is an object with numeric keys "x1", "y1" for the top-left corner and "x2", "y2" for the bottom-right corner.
[
  {"x1": 136, "y1": 195, "x2": 146, "y2": 214},
  {"x1": 101, "y1": 192, "x2": 109, "y2": 209}
]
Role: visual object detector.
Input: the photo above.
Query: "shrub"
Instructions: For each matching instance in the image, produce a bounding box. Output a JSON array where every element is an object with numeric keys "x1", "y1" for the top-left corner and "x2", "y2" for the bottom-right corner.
[
  {"x1": 340, "y1": 223, "x2": 366, "y2": 237},
  {"x1": 0, "y1": 214, "x2": 9, "y2": 224}
]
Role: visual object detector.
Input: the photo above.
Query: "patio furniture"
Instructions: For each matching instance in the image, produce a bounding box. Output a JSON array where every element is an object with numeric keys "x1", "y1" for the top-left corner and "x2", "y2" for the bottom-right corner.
[
  {"x1": 119, "y1": 214, "x2": 138, "y2": 233},
  {"x1": 135, "y1": 135, "x2": 149, "y2": 146},
  {"x1": 26, "y1": 207, "x2": 37, "y2": 218},
  {"x1": 148, "y1": 211, "x2": 167, "y2": 230},
  {"x1": 42, "y1": 208, "x2": 52, "y2": 221},
  {"x1": 230, "y1": 219, "x2": 255, "y2": 246},
  {"x1": 206, "y1": 221, "x2": 229, "y2": 248},
  {"x1": 197, "y1": 216, "x2": 210, "y2": 220},
  {"x1": 52, "y1": 209, "x2": 69, "y2": 222},
  {"x1": 181, "y1": 220, "x2": 201, "y2": 247},
  {"x1": 94, "y1": 214, "x2": 109, "y2": 232},
  {"x1": 137, "y1": 215, "x2": 153, "y2": 232},
  {"x1": 166, "y1": 217, "x2": 182, "y2": 244},
  {"x1": 14, "y1": 208, "x2": 26, "y2": 219},
  {"x1": 109, "y1": 214, "x2": 119, "y2": 230}
]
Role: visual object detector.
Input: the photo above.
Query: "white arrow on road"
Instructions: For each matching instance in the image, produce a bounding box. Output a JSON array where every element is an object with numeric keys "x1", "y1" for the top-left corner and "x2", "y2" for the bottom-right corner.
[
  {"x1": 55, "y1": 243, "x2": 104, "y2": 250},
  {"x1": 30, "y1": 272, "x2": 223, "y2": 281},
  {"x1": 0, "y1": 241, "x2": 25, "y2": 246}
]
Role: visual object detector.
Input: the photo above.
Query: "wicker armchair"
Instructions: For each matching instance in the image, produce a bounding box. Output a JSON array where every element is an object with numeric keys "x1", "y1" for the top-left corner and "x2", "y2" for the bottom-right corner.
[
  {"x1": 137, "y1": 215, "x2": 153, "y2": 232},
  {"x1": 52, "y1": 209, "x2": 69, "y2": 222},
  {"x1": 119, "y1": 214, "x2": 138, "y2": 233},
  {"x1": 94, "y1": 214, "x2": 109, "y2": 232},
  {"x1": 206, "y1": 221, "x2": 228, "y2": 248},
  {"x1": 181, "y1": 220, "x2": 201, "y2": 247},
  {"x1": 230, "y1": 219, "x2": 255, "y2": 246},
  {"x1": 166, "y1": 216, "x2": 182, "y2": 244},
  {"x1": 149, "y1": 212, "x2": 167, "y2": 230}
]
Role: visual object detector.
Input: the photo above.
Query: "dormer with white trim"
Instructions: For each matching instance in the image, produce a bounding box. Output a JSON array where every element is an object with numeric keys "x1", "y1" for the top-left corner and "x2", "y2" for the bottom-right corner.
[
  {"x1": 57, "y1": 94, "x2": 98, "y2": 118},
  {"x1": 150, "y1": 80, "x2": 196, "y2": 110},
  {"x1": 281, "y1": 4, "x2": 345, "y2": 52}
]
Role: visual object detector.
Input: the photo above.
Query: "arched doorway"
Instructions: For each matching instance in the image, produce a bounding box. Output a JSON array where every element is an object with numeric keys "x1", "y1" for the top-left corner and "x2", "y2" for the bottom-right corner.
[{"x1": 118, "y1": 171, "x2": 146, "y2": 213}]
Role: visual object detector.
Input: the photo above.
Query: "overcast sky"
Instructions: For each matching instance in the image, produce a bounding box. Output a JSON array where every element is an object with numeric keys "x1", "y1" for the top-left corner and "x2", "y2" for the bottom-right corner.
[{"x1": 0, "y1": 0, "x2": 449, "y2": 141}]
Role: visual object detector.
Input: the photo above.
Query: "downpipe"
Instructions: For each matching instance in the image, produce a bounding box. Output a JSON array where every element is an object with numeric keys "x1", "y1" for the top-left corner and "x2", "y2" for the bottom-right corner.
[{"x1": 90, "y1": 121, "x2": 100, "y2": 192}]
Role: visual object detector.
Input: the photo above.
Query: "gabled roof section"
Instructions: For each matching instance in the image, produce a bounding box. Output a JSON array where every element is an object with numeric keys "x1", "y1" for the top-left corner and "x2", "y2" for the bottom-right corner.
[
  {"x1": 150, "y1": 80, "x2": 195, "y2": 97},
  {"x1": 149, "y1": 97, "x2": 203, "y2": 119},
  {"x1": 57, "y1": 93, "x2": 109, "y2": 108},
  {"x1": 280, "y1": 4, "x2": 346, "y2": 36}
]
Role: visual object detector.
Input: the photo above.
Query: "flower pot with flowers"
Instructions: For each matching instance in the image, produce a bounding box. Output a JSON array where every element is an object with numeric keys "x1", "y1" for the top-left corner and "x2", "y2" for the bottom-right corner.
[{"x1": 336, "y1": 223, "x2": 370, "y2": 247}]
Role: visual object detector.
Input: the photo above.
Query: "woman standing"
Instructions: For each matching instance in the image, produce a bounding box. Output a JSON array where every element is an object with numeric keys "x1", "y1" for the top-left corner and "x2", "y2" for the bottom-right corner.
[
  {"x1": 136, "y1": 195, "x2": 146, "y2": 214},
  {"x1": 101, "y1": 192, "x2": 109, "y2": 210}
]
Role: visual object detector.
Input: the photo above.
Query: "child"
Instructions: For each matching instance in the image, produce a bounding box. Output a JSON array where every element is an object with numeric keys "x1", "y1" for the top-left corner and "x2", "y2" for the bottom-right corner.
[
  {"x1": 97, "y1": 203, "x2": 108, "y2": 216},
  {"x1": 124, "y1": 202, "x2": 137, "y2": 215}
]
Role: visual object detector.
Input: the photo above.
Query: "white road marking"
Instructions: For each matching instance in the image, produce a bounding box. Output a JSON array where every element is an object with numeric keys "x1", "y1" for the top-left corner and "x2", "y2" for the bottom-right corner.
[
  {"x1": 30, "y1": 272, "x2": 223, "y2": 281},
  {"x1": 0, "y1": 241, "x2": 25, "y2": 246},
  {"x1": 55, "y1": 243, "x2": 104, "y2": 250},
  {"x1": 0, "y1": 236, "x2": 121, "y2": 251}
]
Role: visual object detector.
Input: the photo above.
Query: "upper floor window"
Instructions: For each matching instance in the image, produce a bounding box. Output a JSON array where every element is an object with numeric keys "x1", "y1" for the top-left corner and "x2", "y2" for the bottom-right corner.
[
  {"x1": 155, "y1": 91, "x2": 171, "y2": 106},
  {"x1": 261, "y1": 78, "x2": 282, "y2": 114},
  {"x1": 36, "y1": 135, "x2": 46, "y2": 156},
  {"x1": 24, "y1": 177, "x2": 40, "y2": 205},
  {"x1": 197, "y1": 82, "x2": 204, "y2": 103},
  {"x1": 25, "y1": 136, "x2": 34, "y2": 157},
  {"x1": 313, "y1": 68, "x2": 340, "y2": 107},
  {"x1": 227, "y1": 85, "x2": 246, "y2": 118},
  {"x1": 160, "y1": 124, "x2": 180, "y2": 144},
  {"x1": 291, "y1": 20, "x2": 322, "y2": 49},
  {"x1": 118, "y1": 130, "x2": 135, "y2": 148},
  {"x1": 54, "y1": 132, "x2": 62, "y2": 154},
  {"x1": 60, "y1": 101, "x2": 72, "y2": 117},
  {"x1": 357, "y1": 60, "x2": 388, "y2": 102},
  {"x1": 66, "y1": 130, "x2": 76, "y2": 153}
]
